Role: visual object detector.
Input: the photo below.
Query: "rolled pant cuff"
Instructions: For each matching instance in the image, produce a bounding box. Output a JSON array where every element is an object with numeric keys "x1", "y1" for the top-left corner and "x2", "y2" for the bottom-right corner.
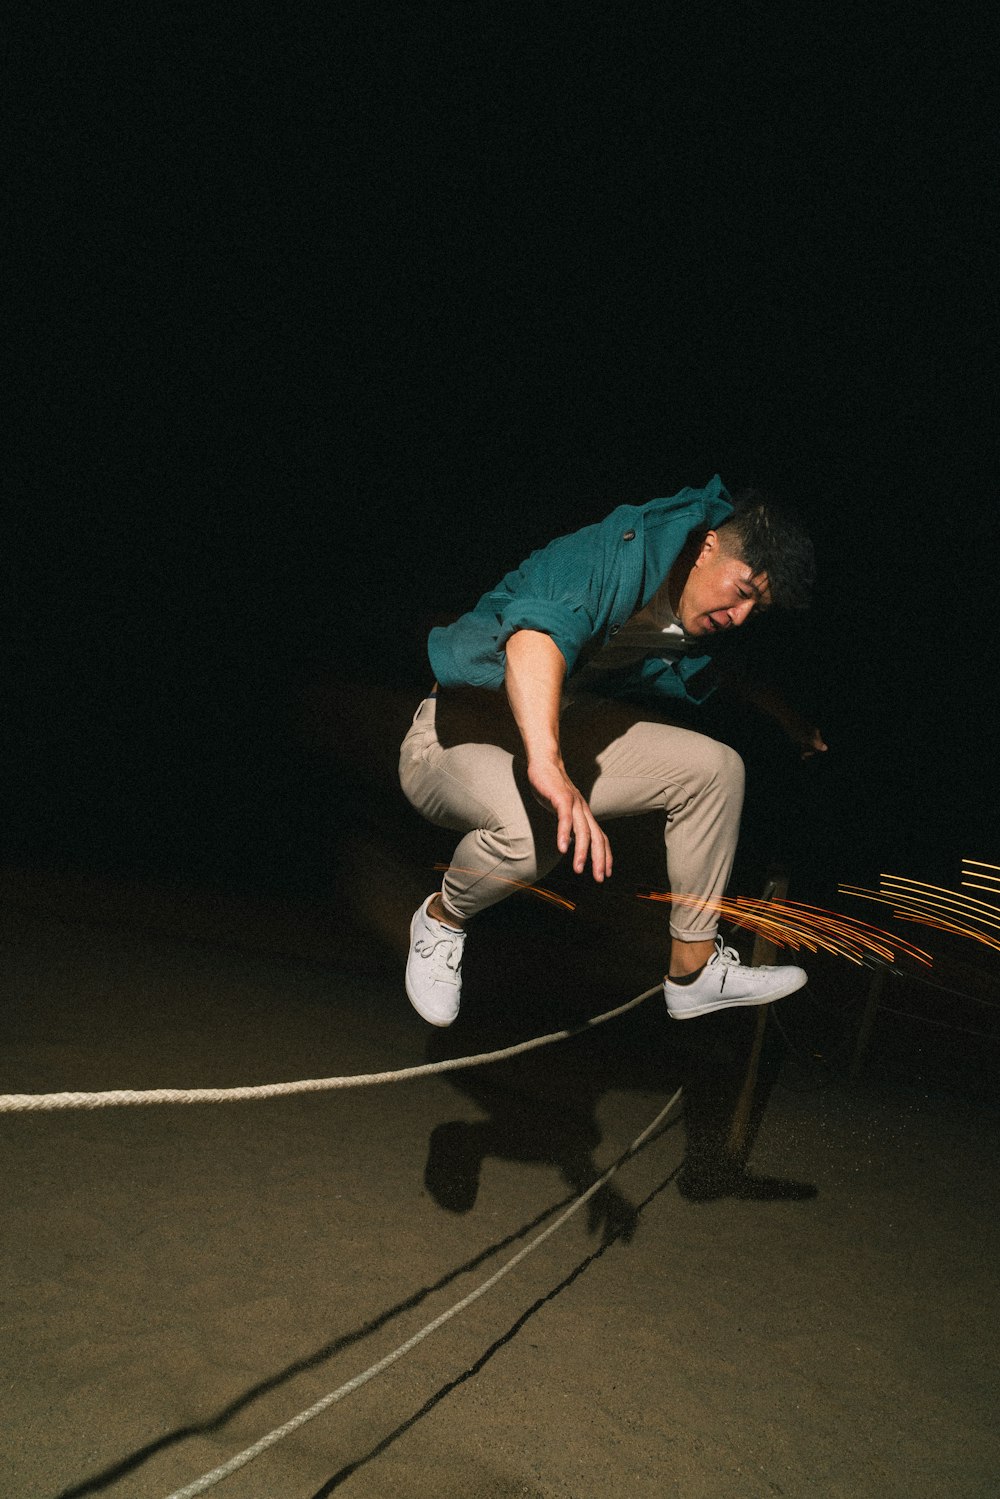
[{"x1": 669, "y1": 922, "x2": 720, "y2": 943}]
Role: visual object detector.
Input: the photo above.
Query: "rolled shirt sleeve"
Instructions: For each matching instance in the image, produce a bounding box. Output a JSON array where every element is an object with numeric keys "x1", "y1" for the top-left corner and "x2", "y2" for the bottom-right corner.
[
  {"x1": 495, "y1": 596, "x2": 595, "y2": 674},
  {"x1": 428, "y1": 593, "x2": 595, "y2": 688}
]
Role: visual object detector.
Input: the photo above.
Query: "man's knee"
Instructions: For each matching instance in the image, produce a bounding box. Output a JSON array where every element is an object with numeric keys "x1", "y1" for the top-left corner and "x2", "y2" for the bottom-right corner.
[{"x1": 700, "y1": 738, "x2": 745, "y2": 798}]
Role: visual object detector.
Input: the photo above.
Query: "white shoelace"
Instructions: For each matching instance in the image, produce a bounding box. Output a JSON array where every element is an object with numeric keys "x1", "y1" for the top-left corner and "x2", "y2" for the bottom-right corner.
[
  {"x1": 712, "y1": 939, "x2": 742, "y2": 965},
  {"x1": 710, "y1": 939, "x2": 741, "y2": 991},
  {"x1": 414, "y1": 933, "x2": 464, "y2": 980}
]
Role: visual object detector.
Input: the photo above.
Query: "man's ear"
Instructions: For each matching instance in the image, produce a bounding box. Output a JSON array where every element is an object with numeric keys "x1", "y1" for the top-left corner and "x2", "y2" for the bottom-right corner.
[{"x1": 694, "y1": 529, "x2": 720, "y2": 567}]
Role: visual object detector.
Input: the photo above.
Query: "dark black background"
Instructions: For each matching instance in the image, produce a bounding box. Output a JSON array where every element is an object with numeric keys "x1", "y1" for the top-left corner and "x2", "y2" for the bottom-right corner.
[{"x1": 6, "y1": 3, "x2": 998, "y2": 906}]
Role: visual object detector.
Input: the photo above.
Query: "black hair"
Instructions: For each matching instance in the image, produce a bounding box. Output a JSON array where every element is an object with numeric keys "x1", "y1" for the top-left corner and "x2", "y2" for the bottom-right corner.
[{"x1": 718, "y1": 488, "x2": 815, "y2": 611}]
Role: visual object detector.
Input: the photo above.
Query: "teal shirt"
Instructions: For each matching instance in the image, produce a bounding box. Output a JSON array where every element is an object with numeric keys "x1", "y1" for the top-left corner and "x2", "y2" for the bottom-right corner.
[{"x1": 428, "y1": 476, "x2": 734, "y2": 704}]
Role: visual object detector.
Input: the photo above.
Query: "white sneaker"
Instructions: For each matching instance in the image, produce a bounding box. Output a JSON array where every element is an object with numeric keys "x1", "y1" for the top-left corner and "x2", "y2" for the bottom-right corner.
[
  {"x1": 405, "y1": 896, "x2": 466, "y2": 1026},
  {"x1": 664, "y1": 936, "x2": 806, "y2": 1020}
]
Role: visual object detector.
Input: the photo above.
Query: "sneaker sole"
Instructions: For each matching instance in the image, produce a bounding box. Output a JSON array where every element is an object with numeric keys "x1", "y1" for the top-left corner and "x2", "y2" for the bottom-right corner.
[{"x1": 665, "y1": 969, "x2": 807, "y2": 1020}]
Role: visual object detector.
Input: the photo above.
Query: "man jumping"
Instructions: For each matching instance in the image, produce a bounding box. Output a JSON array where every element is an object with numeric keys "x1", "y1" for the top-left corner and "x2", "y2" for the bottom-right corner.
[{"x1": 399, "y1": 476, "x2": 825, "y2": 1026}]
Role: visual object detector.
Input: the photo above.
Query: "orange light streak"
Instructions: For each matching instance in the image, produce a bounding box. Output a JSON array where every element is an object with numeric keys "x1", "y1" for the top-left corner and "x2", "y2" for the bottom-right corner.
[
  {"x1": 636, "y1": 890, "x2": 932, "y2": 967},
  {"x1": 876, "y1": 887, "x2": 1000, "y2": 937},
  {"x1": 897, "y1": 914, "x2": 1000, "y2": 952},
  {"x1": 426, "y1": 854, "x2": 1000, "y2": 964},
  {"x1": 961, "y1": 858, "x2": 1000, "y2": 899},
  {"x1": 840, "y1": 863, "x2": 1000, "y2": 956}
]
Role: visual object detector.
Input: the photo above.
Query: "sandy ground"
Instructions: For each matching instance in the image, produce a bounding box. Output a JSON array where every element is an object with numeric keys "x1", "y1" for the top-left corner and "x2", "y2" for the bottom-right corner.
[{"x1": 2, "y1": 832, "x2": 999, "y2": 1499}]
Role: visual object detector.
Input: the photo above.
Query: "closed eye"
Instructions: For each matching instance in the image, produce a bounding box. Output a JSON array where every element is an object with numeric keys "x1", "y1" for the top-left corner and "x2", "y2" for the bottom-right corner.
[{"x1": 738, "y1": 585, "x2": 771, "y2": 612}]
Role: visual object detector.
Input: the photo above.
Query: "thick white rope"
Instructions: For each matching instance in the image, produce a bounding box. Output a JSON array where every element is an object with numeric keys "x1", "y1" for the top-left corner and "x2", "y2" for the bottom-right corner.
[
  {"x1": 0, "y1": 984, "x2": 661, "y2": 1112},
  {"x1": 161, "y1": 1084, "x2": 684, "y2": 1499}
]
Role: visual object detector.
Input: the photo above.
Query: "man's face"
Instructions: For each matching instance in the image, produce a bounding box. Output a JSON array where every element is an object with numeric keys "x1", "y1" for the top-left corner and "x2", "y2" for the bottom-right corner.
[{"x1": 674, "y1": 530, "x2": 772, "y2": 637}]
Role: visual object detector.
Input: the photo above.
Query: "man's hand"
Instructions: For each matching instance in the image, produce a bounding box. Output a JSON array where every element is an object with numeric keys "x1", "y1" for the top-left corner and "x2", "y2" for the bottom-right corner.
[
  {"x1": 721, "y1": 670, "x2": 828, "y2": 760},
  {"x1": 777, "y1": 711, "x2": 828, "y2": 759},
  {"x1": 798, "y1": 725, "x2": 828, "y2": 759},
  {"x1": 527, "y1": 755, "x2": 613, "y2": 881}
]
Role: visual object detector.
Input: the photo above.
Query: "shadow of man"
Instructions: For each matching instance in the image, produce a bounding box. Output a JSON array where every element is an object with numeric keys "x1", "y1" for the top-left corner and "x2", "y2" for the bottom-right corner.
[
  {"x1": 422, "y1": 1049, "x2": 648, "y2": 1244},
  {"x1": 417, "y1": 897, "x2": 817, "y2": 1239},
  {"x1": 674, "y1": 1004, "x2": 819, "y2": 1202}
]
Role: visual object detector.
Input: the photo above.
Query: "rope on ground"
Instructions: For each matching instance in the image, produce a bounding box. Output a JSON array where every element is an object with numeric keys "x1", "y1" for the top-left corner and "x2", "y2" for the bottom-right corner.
[
  {"x1": 0, "y1": 984, "x2": 662, "y2": 1112},
  {"x1": 161, "y1": 1083, "x2": 684, "y2": 1499}
]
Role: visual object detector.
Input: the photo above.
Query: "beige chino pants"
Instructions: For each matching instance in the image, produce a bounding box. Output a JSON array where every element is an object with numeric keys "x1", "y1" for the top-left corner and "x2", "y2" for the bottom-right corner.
[{"x1": 398, "y1": 686, "x2": 744, "y2": 941}]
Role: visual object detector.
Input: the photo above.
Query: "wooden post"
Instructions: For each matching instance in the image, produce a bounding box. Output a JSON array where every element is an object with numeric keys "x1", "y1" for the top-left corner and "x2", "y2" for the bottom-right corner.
[{"x1": 726, "y1": 869, "x2": 788, "y2": 1160}]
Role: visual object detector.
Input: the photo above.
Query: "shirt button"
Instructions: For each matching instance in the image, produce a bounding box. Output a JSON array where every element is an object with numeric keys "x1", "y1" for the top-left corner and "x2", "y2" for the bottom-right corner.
[
  {"x1": 610, "y1": 624, "x2": 620, "y2": 636},
  {"x1": 622, "y1": 529, "x2": 635, "y2": 541}
]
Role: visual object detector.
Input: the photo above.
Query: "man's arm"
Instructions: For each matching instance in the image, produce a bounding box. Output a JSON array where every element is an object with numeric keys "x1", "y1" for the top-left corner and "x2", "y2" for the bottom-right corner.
[
  {"x1": 719, "y1": 670, "x2": 828, "y2": 759},
  {"x1": 504, "y1": 629, "x2": 613, "y2": 880}
]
